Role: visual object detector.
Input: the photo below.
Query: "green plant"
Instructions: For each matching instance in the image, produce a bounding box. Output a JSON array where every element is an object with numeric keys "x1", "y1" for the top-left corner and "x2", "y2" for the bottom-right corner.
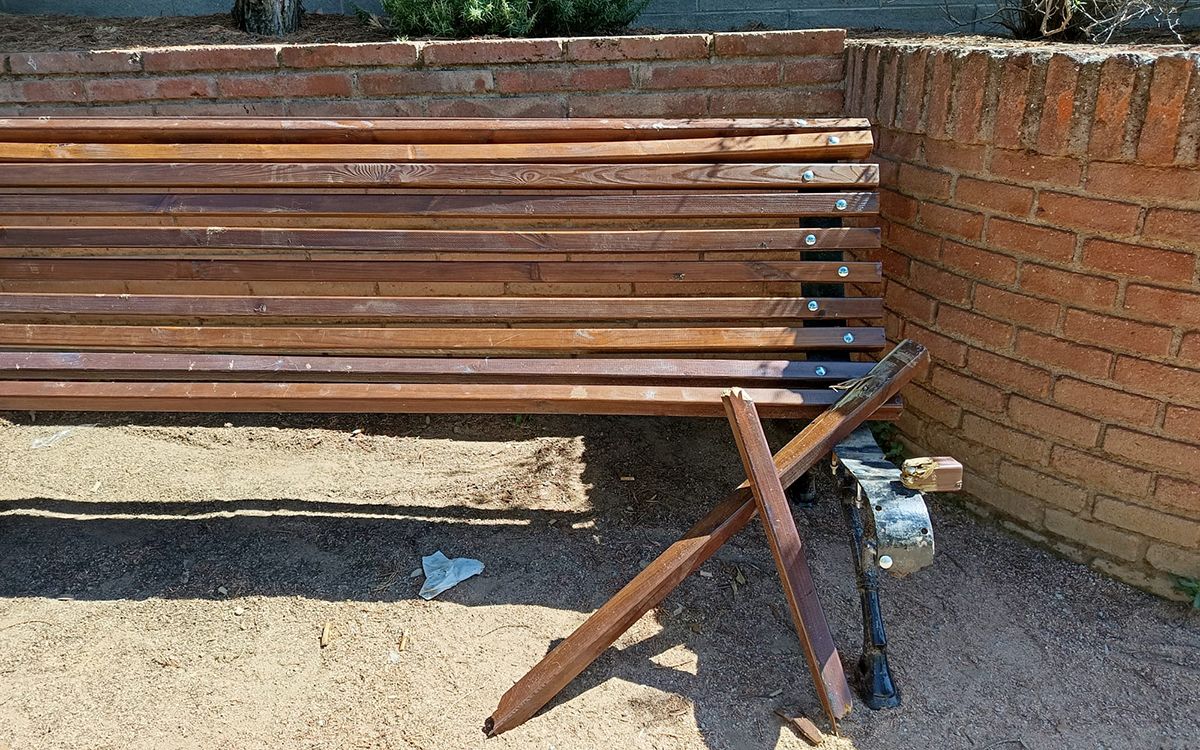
[
  {"x1": 869, "y1": 422, "x2": 907, "y2": 465},
  {"x1": 376, "y1": 0, "x2": 647, "y2": 38},
  {"x1": 1174, "y1": 576, "x2": 1200, "y2": 609}
]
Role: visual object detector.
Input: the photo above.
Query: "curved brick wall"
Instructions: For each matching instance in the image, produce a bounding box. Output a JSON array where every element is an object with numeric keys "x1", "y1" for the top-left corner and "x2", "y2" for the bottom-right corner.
[{"x1": 846, "y1": 40, "x2": 1200, "y2": 599}]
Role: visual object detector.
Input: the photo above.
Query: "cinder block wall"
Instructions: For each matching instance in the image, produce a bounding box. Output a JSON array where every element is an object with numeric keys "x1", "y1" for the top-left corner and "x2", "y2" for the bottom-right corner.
[{"x1": 847, "y1": 40, "x2": 1200, "y2": 598}]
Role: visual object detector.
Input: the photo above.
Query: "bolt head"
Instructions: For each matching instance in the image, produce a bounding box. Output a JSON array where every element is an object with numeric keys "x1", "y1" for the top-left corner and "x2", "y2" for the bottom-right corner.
[
  {"x1": 843, "y1": 332, "x2": 855, "y2": 344},
  {"x1": 837, "y1": 265, "x2": 850, "y2": 277},
  {"x1": 814, "y1": 366, "x2": 827, "y2": 376},
  {"x1": 804, "y1": 234, "x2": 817, "y2": 246},
  {"x1": 828, "y1": 135, "x2": 840, "y2": 145},
  {"x1": 801, "y1": 169, "x2": 815, "y2": 182},
  {"x1": 878, "y1": 555, "x2": 894, "y2": 570},
  {"x1": 835, "y1": 199, "x2": 848, "y2": 211},
  {"x1": 807, "y1": 300, "x2": 819, "y2": 311}
]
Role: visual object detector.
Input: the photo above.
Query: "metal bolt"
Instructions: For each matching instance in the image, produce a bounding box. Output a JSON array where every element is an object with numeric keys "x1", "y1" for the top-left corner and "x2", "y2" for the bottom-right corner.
[
  {"x1": 835, "y1": 199, "x2": 848, "y2": 211},
  {"x1": 801, "y1": 169, "x2": 815, "y2": 182},
  {"x1": 814, "y1": 366, "x2": 827, "y2": 376},
  {"x1": 829, "y1": 135, "x2": 841, "y2": 145},
  {"x1": 804, "y1": 234, "x2": 817, "y2": 246},
  {"x1": 837, "y1": 265, "x2": 850, "y2": 277},
  {"x1": 878, "y1": 555, "x2": 893, "y2": 570},
  {"x1": 843, "y1": 332, "x2": 855, "y2": 344},
  {"x1": 807, "y1": 300, "x2": 819, "y2": 311},
  {"x1": 797, "y1": 118, "x2": 808, "y2": 126}
]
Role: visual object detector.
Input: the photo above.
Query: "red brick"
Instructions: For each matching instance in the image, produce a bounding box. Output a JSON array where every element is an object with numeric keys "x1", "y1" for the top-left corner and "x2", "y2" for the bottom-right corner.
[
  {"x1": 1020, "y1": 265, "x2": 1118, "y2": 310},
  {"x1": 941, "y1": 241, "x2": 1019, "y2": 285},
  {"x1": 781, "y1": 57, "x2": 844, "y2": 85},
  {"x1": 884, "y1": 281, "x2": 936, "y2": 323},
  {"x1": 986, "y1": 218, "x2": 1076, "y2": 263},
  {"x1": 1113, "y1": 356, "x2": 1200, "y2": 406},
  {"x1": 1010, "y1": 395, "x2": 1102, "y2": 447},
  {"x1": 566, "y1": 34, "x2": 709, "y2": 62},
  {"x1": 966, "y1": 347, "x2": 1052, "y2": 396},
  {"x1": 1037, "y1": 54, "x2": 1080, "y2": 155},
  {"x1": 950, "y1": 51, "x2": 990, "y2": 143},
  {"x1": 1087, "y1": 161, "x2": 1200, "y2": 201},
  {"x1": 1183, "y1": 332, "x2": 1200, "y2": 364},
  {"x1": 1163, "y1": 405, "x2": 1200, "y2": 441},
  {"x1": 897, "y1": 163, "x2": 951, "y2": 199},
  {"x1": 220, "y1": 72, "x2": 352, "y2": 99},
  {"x1": 1044, "y1": 509, "x2": 1144, "y2": 561},
  {"x1": 712, "y1": 29, "x2": 843, "y2": 57},
  {"x1": 1124, "y1": 285, "x2": 1200, "y2": 326},
  {"x1": 279, "y1": 42, "x2": 419, "y2": 68},
  {"x1": 918, "y1": 202, "x2": 983, "y2": 241},
  {"x1": 968, "y1": 472, "x2": 1048, "y2": 525},
  {"x1": 1095, "y1": 498, "x2": 1200, "y2": 548},
  {"x1": 1050, "y1": 445, "x2": 1154, "y2": 497},
  {"x1": 1089, "y1": 56, "x2": 1138, "y2": 160},
  {"x1": 904, "y1": 260, "x2": 971, "y2": 304},
  {"x1": 1142, "y1": 207, "x2": 1200, "y2": 248},
  {"x1": 1053, "y1": 378, "x2": 1159, "y2": 429},
  {"x1": 142, "y1": 45, "x2": 279, "y2": 72},
  {"x1": 568, "y1": 92, "x2": 708, "y2": 118},
  {"x1": 1155, "y1": 477, "x2": 1200, "y2": 515},
  {"x1": 880, "y1": 129, "x2": 923, "y2": 159},
  {"x1": 904, "y1": 323, "x2": 969, "y2": 367},
  {"x1": 878, "y1": 247, "x2": 911, "y2": 279},
  {"x1": 953, "y1": 177, "x2": 1033, "y2": 216},
  {"x1": 876, "y1": 50, "x2": 901, "y2": 128},
  {"x1": 962, "y1": 412, "x2": 1049, "y2": 463},
  {"x1": 925, "y1": 139, "x2": 988, "y2": 173},
  {"x1": 897, "y1": 48, "x2": 929, "y2": 132},
  {"x1": 708, "y1": 87, "x2": 843, "y2": 117},
  {"x1": 1014, "y1": 330, "x2": 1112, "y2": 377},
  {"x1": 990, "y1": 149, "x2": 1082, "y2": 188},
  {"x1": 998, "y1": 460, "x2": 1088, "y2": 512},
  {"x1": 358, "y1": 70, "x2": 490, "y2": 96},
  {"x1": 976, "y1": 285, "x2": 1059, "y2": 329},
  {"x1": 885, "y1": 221, "x2": 941, "y2": 263},
  {"x1": 83, "y1": 78, "x2": 155, "y2": 103},
  {"x1": 423, "y1": 38, "x2": 562, "y2": 66},
  {"x1": 425, "y1": 96, "x2": 565, "y2": 118},
  {"x1": 494, "y1": 66, "x2": 631, "y2": 93},
  {"x1": 904, "y1": 382, "x2": 963, "y2": 427},
  {"x1": 1034, "y1": 192, "x2": 1141, "y2": 235},
  {"x1": 1105, "y1": 428, "x2": 1200, "y2": 476},
  {"x1": 931, "y1": 365, "x2": 1005, "y2": 412},
  {"x1": 993, "y1": 53, "x2": 1033, "y2": 149},
  {"x1": 1063, "y1": 309, "x2": 1173, "y2": 356},
  {"x1": 937, "y1": 305, "x2": 1014, "y2": 349},
  {"x1": 1081, "y1": 238, "x2": 1193, "y2": 284},
  {"x1": 925, "y1": 52, "x2": 953, "y2": 140},
  {"x1": 644, "y1": 61, "x2": 779, "y2": 89},
  {"x1": 9, "y1": 50, "x2": 141, "y2": 75},
  {"x1": 1137, "y1": 54, "x2": 1195, "y2": 164},
  {"x1": 879, "y1": 189, "x2": 918, "y2": 223}
]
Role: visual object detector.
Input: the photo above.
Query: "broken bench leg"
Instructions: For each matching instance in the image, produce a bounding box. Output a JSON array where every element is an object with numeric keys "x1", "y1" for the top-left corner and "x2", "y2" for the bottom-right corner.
[
  {"x1": 723, "y1": 388, "x2": 854, "y2": 729},
  {"x1": 484, "y1": 339, "x2": 928, "y2": 737}
]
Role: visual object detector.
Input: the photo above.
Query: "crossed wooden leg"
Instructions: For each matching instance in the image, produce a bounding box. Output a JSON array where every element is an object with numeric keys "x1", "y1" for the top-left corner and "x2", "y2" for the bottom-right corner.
[{"x1": 485, "y1": 340, "x2": 928, "y2": 737}]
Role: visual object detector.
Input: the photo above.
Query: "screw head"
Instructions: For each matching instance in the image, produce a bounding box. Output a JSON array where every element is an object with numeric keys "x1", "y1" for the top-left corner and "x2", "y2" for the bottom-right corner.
[
  {"x1": 843, "y1": 332, "x2": 855, "y2": 344},
  {"x1": 828, "y1": 135, "x2": 841, "y2": 145},
  {"x1": 797, "y1": 118, "x2": 808, "y2": 126},
  {"x1": 814, "y1": 366, "x2": 827, "y2": 376},
  {"x1": 807, "y1": 300, "x2": 819, "y2": 312},
  {"x1": 878, "y1": 555, "x2": 894, "y2": 570},
  {"x1": 801, "y1": 169, "x2": 815, "y2": 182},
  {"x1": 835, "y1": 199, "x2": 848, "y2": 211},
  {"x1": 804, "y1": 234, "x2": 817, "y2": 246},
  {"x1": 837, "y1": 265, "x2": 850, "y2": 277}
]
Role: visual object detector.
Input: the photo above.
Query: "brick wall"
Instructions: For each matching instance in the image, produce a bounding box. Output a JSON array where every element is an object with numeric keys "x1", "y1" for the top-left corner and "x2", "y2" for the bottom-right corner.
[
  {"x1": 847, "y1": 39, "x2": 1200, "y2": 599},
  {"x1": 0, "y1": 30, "x2": 845, "y2": 117}
]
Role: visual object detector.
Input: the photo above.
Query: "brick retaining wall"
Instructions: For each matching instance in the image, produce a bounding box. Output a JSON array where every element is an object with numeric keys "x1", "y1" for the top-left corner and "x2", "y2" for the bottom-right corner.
[{"x1": 847, "y1": 40, "x2": 1200, "y2": 599}]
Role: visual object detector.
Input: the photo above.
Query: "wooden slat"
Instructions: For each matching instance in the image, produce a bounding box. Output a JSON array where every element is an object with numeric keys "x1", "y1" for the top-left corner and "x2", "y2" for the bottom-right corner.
[
  {"x1": 0, "y1": 132, "x2": 874, "y2": 163},
  {"x1": 0, "y1": 192, "x2": 878, "y2": 219},
  {"x1": 0, "y1": 117, "x2": 871, "y2": 144},
  {"x1": 0, "y1": 294, "x2": 884, "y2": 322},
  {"x1": 0, "y1": 351, "x2": 876, "y2": 385},
  {"x1": 0, "y1": 379, "x2": 902, "y2": 419},
  {"x1": 0, "y1": 226, "x2": 881, "y2": 254},
  {"x1": 0, "y1": 162, "x2": 880, "y2": 190},
  {"x1": 0, "y1": 325, "x2": 886, "y2": 354},
  {"x1": 0, "y1": 259, "x2": 882, "y2": 283}
]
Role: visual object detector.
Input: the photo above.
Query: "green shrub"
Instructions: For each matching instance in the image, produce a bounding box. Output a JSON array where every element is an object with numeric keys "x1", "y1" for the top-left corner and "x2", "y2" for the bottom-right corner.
[{"x1": 377, "y1": 0, "x2": 648, "y2": 38}]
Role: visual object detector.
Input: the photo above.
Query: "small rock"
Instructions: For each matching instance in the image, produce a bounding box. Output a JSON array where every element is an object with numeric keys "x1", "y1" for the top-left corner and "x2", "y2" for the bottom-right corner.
[
  {"x1": 233, "y1": 606, "x2": 245, "y2": 616},
  {"x1": 217, "y1": 586, "x2": 229, "y2": 596}
]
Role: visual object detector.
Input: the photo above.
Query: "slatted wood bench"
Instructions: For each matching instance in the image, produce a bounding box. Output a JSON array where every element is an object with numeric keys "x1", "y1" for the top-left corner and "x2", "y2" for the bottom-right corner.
[{"x1": 0, "y1": 116, "x2": 934, "y2": 734}]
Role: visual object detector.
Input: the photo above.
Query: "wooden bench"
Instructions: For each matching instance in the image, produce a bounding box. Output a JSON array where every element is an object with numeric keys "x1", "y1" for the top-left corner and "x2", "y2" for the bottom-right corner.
[{"x1": 0, "y1": 116, "x2": 934, "y2": 734}]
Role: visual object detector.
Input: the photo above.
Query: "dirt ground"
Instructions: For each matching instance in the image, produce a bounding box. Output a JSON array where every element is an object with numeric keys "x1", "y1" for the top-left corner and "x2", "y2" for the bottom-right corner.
[{"x1": 0, "y1": 412, "x2": 1197, "y2": 750}]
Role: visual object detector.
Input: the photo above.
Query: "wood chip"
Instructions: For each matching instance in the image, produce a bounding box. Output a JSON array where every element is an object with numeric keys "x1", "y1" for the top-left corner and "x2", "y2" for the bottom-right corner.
[
  {"x1": 775, "y1": 709, "x2": 823, "y2": 746},
  {"x1": 319, "y1": 621, "x2": 334, "y2": 649},
  {"x1": 398, "y1": 631, "x2": 409, "y2": 652}
]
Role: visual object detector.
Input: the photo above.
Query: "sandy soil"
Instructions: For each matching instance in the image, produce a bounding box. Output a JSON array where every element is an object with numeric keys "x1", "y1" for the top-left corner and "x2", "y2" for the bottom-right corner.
[{"x1": 0, "y1": 412, "x2": 1196, "y2": 750}]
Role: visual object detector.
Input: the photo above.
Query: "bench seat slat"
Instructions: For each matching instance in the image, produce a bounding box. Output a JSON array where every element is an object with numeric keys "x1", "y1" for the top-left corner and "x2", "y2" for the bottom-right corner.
[
  {"x1": 0, "y1": 162, "x2": 880, "y2": 190},
  {"x1": 0, "y1": 192, "x2": 879, "y2": 219},
  {"x1": 0, "y1": 259, "x2": 882, "y2": 283},
  {"x1": 0, "y1": 325, "x2": 886, "y2": 355},
  {"x1": 0, "y1": 226, "x2": 880, "y2": 253},
  {"x1": 0, "y1": 132, "x2": 873, "y2": 163},
  {"x1": 0, "y1": 379, "x2": 902, "y2": 419},
  {"x1": 0, "y1": 294, "x2": 884, "y2": 322}
]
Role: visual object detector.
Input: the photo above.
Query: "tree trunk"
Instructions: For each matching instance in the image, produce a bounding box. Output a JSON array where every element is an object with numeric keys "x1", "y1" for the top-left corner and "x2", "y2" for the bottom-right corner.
[{"x1": 232, "y1": 0, "x2": 302, "y2": 35}]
